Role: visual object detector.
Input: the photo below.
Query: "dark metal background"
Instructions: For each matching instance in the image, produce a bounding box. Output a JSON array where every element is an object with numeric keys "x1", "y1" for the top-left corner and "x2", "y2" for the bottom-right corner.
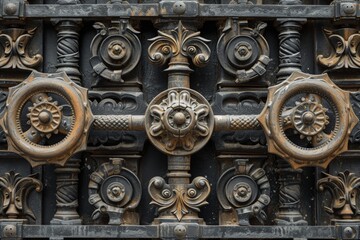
[{"x1": 0, "y1": 0, "x2": 360, "y2": 239}]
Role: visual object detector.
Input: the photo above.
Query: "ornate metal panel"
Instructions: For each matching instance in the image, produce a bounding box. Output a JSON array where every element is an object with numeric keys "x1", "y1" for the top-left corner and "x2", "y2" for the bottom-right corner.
[{"x1": 1, "y1": 0, "x2": 360, "y2": 239}]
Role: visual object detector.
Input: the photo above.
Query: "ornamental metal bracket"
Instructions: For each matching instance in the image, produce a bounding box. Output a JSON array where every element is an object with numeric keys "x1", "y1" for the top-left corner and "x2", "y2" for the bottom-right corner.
[
  {"x1": 217, "y1": 18, "x2": 270, "y2": 85},
  {"x1": 317, "y1": 28, "x2": 360, "y2": 71},
  {"x1": 88, "y1": 158, "x2": 142, "y2": 225},
  {"x1": 317, "y1": 170, "x2": 360, "y2": 223},
  {"x1": 217, "y1": 159, "x2": 270, "y2": 226},
  {"x1": 0, "y1": 27, "x2": 43, "y2": 71},
  {"x1": 0, "y1": 171, "x2": 42, "y2": 222},
  {"x1": 90, "y1": 20, "x2": 141, "y2": 84}
]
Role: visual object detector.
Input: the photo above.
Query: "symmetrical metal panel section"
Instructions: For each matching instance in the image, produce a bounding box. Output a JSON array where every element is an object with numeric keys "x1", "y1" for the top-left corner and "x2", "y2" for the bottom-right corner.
[{"x1": 1, "y1": 0, "x2": 360, "y2": 240}]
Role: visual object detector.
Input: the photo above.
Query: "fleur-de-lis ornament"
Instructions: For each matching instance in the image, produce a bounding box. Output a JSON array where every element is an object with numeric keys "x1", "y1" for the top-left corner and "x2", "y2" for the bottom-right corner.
[
  {"x1": 0, "y1": 28, "x2": 43, "y2": 70},
  {"x1": 148, "y1": 176, "x2": 210, "y2": 221},
  {"x1": 317, "y1": 171, "x2": 360, "y2": 220},
  {"x1": 0, "y1": 171, "x2": 42, "y2": 221},
  {"x1": 148, "y1": 21, "x2": 211, "y2": 68},
  {"x1": 317, "y1": 28, "x2": 360, "y2": 70}
]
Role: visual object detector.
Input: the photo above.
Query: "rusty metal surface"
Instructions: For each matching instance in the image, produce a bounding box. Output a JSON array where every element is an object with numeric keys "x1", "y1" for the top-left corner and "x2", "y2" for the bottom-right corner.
[{"x1": 1, "y1": 0, "x2": 360, "y2": 239}]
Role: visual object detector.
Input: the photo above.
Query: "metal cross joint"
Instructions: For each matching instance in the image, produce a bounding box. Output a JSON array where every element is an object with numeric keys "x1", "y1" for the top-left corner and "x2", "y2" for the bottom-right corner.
[{"x1": 0, "y1": 70, "x2": 357, "y2": 169}]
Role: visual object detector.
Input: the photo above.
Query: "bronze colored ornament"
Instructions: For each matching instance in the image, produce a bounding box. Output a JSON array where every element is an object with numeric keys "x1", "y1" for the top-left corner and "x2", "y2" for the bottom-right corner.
[
  {"x1": 148, "y1": 176, "x2": 210, "y2": 221},
  {"x1": 0, "y1": 28, "x2": 43, "y2": 71},
  {"x1": 217, "y1": 159, "x2": 270, "y2": 225},
  {"x1": 317, "y1": 171, "x2": 360, "y2": 222},
  {"x1": 88, "y1": 158, "x2": 141, "y2": 225},
  {"x1": 148, "y1": 21, "x2": 210, "y2": 68},
  {"x1": 217, "y1": 19, "x2": 270, "y2": 84},
  {"x1": 317, "y1": 28, "x2": 360, "y2": 70},
  {"x1": 0, "y1": 171, "x2": 42, "y2": 221},
  {"x1": 257, "y1": 71, "x2": 358, "y2": 169},
  {"x1": 0, "y1": 71, "x2": 94, "y2": 167},
  {"x1": 90, "y1": 20, "x2": 141, "y2": 82},
  {"x1": 144, "y1": 88, "x2": 214, "y2": 155}
]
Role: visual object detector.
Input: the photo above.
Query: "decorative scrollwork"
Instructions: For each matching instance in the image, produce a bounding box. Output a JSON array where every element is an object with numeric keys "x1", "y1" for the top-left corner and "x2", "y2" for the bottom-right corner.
[
  {"x1": 0, "y1": 171, "x2": 42, "y2": 221},
  {"x1": 88, "y1": 158, "x2": 141, "y2": 224},
  {"x1": 144, "y1": 88, "x2": 214, "y2": 155},
  {"x1": 0, "y1": 28, "x2": 43, "y2": 70},
  {"x1": 217, "y1": 159, "x2": 270, "y2": 225},
  {"x1": 0, "y1": 71, "x2": 93, "y2": 167},
  {"x1": 217, "y1": 19, "x2": 270, "y2": 84},
  {"x1": 90, "y1": 20, "x2": 141, "y2": 83},
  {"x1": 148, "y1": 21, "x2": 210, "y2": 67},
  {"x1": 148, "y1": 176, "x2": 210, "y2": 221},
  {"x1": 257, "y1": 71, "x2": 358, "y2": 168},
  {"x1": 317, "y1": 28, "x2": 360, "y2": 70},
  {"x1": 317, "y1": 171, "x2": 360, "y2": 221}
]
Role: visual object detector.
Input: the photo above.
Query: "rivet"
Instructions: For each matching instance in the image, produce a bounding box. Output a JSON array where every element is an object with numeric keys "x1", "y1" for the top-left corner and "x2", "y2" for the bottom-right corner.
[
  {"x1": 343, "y1": 226, "x2": 356, "y2": 239},
  {"x1": 174, "y1": 224, "x2": 186, "y2": 239},
  {"x1": 3, "y1": 224, "x2": 16, "y2": 237},
  {"x1": 4, "y1": 3, "x2": 17, "y2": 16},
  {"x1": 173, "y1": 1, "x2": 186, "y2": 15},
  {"x1": 342, "y1": 3, "x2": 356, "y2": 15}
]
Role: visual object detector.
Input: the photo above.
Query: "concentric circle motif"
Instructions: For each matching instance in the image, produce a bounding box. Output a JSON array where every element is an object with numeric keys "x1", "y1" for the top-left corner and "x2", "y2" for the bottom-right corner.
[
  {"x1": 1, "y1": 71, "x2": 93, "y2": 167},
  {"x1": 257, "y1": 72, "x2": 359, "y2": 168},
  {"x1": 29, "y1": 99, "x2": 62, "y2": 134},
  {"x1": 144, "y1": 88, "x2": 214, "y2": 156},
  {"x1": 292, "y1": 97, "x2": 329, "y2": 139}
]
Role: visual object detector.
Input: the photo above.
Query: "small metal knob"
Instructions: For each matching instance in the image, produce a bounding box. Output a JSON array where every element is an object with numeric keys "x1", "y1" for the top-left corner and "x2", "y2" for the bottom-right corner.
[
  {"x1": 343, "y1": 226, "x2": 356, "y2": 239},
  {"x1": 173, "y1": 1, "x2": 186, "y2": 15},
  {"x1": 4, "y1": 3, "x2": 17, "y2": 15},
  {"x1": 3, "y1": 225, "x2": 16, "y2": 237},
  {"x1": 174, "y1": 224, "x2": 187, "y2": 239}
]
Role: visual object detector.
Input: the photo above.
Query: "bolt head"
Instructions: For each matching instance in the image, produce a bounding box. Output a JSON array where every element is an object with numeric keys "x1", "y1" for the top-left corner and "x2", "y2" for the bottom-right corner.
[
  {"x1": 343, "y1": 226, "x2": 356, "y2": 239},
  {"x1": 173, "y1": 1, "x2": 186, "y2": 15},
  {"x1": 4, "y1": 3, "x2": 17, "y2": 16},
  {"x1": 39, "y1": 111, "x2": 51, "y2": 124},
  {"x1": 174, "y1": 224, "x2": 187, "y2": 239},
  {"x1": 174, "y1": 112, "x2": 186, "y2": 125}
]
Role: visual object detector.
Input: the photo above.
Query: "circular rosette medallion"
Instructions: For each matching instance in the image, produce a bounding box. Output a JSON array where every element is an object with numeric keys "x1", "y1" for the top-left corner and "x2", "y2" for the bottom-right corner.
[
  {"x1": 258, "y1": 72, "x2": 358, "y2": 168},
  {"x1": 145, "y1": 88, "x2": 214, "y2": 155},
  {"x1": 0, "y1": 71, "x2": 93, "y2": 167}
]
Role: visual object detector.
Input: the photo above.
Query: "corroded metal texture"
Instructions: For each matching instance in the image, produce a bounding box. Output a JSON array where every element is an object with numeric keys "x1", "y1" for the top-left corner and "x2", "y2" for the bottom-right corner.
[
  {"x1": 2, "y1": 1, "x2": 360, "y2": 239},
  {"x1": 217, "y1": 159, "x2": 270, "y2": 226},
  {"x1": 88, "y1": 158, "x2": 141, "y2": 225},
  {"x1": 145, "y1": 88, "x2": 214, "y2": 155},
  {"x1": 257, "y1": 71, "x2": 358, "y2": 169},
  {"x1": 0, "y1": 71, "x2": 93, "y2": 166},
  {"x1": 0, "y1": 171, "x2": 42, "y2": 222},
  {"x1": 318, "y1": 171, "x2": 360, "y2": 223}
]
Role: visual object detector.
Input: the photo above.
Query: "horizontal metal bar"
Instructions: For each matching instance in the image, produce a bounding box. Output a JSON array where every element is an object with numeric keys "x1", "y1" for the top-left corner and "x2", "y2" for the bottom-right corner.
[
  {"x1": 202, "y1": 226, "x2": 337, "y2": 239},
  {"x1": 21, "y1": 225, "x2": 159, "y2": 238},
  {"x1": 24, "y1": 4, "x2": 159, "y2": 19},
  {"x1": 214, "y1": 115, "x2": 261, "y2": 131},
  {"x1": 15, "y1": 4, "x2": 337, "y2": 20},
  {"x1": 199, "y1": 4, "x2": 334, "y2": 19},
  {"x1": 93, "y1": 115, "x2": 145, "y2": 131},
  {"x1": 15, "y1": 225, "x2": 339, "y2": 239}
]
